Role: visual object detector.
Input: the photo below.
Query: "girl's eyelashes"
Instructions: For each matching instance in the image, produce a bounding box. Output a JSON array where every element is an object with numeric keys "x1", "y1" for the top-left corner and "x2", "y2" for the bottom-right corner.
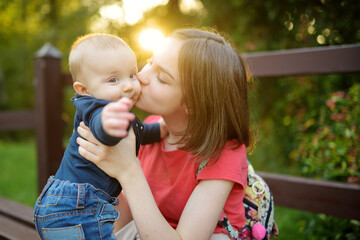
[
  {"x1": 157, "y1": 76, "x2": 167, "y2": 84},
  {"x1": 145, "y1": 57, "x2": 166, "y2": 84}
]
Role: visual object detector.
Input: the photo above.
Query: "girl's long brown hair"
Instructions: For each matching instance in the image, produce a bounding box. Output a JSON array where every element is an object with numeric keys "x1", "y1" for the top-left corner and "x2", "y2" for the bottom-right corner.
[{"x1": 171, "y1": 28, "x2": 253, "y2": 163}]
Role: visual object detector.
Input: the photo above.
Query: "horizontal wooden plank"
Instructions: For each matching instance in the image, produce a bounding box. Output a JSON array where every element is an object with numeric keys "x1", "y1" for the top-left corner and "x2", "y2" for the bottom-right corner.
[
  {"x1": 0, "y1": 215, "x2": 39, "y2": 240},
  {"x1": 0, "y1": 198, "x2": 38, "y2": 240},
  {"x1": 243, "y1": 44, "x2": 360, "y2": 77},
  {"x1": 259, "y1": 172, "x2": 360, "y2": 220},
  {"x1": 0, "y1": 110, "x2": 36, "y2": 131},
  {"x1": 0, "y1": 197, "x2": 35, "y2": 228}
]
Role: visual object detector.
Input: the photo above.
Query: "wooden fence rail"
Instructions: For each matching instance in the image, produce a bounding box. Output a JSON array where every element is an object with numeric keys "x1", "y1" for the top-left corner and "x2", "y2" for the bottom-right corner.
[
  {"x1": 0, "y1": 43, "x2": 360, "y2": 221},
  {"x1": 243, "y1": 43, "x2": 360, "y2": 77}
]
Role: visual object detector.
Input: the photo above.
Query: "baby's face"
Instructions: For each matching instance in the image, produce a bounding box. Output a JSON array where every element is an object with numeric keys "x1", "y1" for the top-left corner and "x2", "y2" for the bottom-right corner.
[{"x1": 80, "y1": 45, "x2": 141, "y2": 104}]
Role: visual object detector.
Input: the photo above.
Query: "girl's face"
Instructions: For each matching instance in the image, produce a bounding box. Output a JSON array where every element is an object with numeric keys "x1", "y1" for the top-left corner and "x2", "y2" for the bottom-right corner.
[{"x1": 136, "y1": 37, "x2": 185, "y2": 117}]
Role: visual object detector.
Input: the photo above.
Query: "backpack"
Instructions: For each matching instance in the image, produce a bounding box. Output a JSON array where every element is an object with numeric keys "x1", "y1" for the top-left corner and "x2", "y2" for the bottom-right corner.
[{"x1": 196, "y1": 160, "x2": 279, "y2": 240}]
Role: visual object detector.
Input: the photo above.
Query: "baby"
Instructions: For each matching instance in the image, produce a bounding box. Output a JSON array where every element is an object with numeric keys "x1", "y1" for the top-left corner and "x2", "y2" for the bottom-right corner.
[{"x1": 33, "y1": 33, "x2": 163, "y2": 239}]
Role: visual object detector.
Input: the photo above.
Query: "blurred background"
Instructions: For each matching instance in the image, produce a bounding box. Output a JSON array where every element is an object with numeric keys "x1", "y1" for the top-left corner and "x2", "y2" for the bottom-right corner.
[{"x1": 0, "y1": 0, "x2": 359, "y2": 239}]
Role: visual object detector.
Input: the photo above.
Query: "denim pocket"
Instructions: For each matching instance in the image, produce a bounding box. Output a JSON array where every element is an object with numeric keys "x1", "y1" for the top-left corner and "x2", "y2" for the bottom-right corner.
[
  {"x1": 97, "y1": 203, "x2": 119, "y2": 240},
  {"x1": 42, "y1": 224, "x2": 85, "y2": 240},
  {"x1": 99, "y1": 203, "x2": 119, "y2": 223},
  {"x1": 38, "y1": 194, "x2": 61, "y2": 207}
]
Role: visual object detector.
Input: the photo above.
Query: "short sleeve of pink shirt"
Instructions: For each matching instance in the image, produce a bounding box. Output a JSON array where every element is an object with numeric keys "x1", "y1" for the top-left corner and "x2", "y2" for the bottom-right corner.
[{"x1": 139, "y1": 115, "x2": 248, "y2": 234}]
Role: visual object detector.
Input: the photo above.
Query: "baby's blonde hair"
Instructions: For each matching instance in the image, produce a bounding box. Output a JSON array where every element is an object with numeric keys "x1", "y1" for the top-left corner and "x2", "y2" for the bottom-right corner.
[{"x1": 69, "y1": 33, "x2": 128, "y2": 82}]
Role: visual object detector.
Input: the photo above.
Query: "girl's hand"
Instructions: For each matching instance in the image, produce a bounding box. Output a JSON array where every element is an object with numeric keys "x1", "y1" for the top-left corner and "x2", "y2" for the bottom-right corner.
[{"x1": 77, "y1": 121, "x2": 138, "y2": 181}]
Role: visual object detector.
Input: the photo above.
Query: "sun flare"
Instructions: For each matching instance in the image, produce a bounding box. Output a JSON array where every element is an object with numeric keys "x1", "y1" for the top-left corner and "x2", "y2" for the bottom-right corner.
[
  {"x1": 99, "y1": 0, "x2": 168, "y2": 25},
  {"x1": 138, "y1": 29, "x2": 165, "y2": 52}
]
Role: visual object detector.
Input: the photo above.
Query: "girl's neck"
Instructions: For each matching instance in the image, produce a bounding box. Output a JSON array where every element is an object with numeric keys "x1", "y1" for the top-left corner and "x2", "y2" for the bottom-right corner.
[
  {"x1": 163, "y1": 134, "x2": 182, "y2": 151},
  {"x1": 162, "y1": 114, "x2": 187, "y2": 151}
]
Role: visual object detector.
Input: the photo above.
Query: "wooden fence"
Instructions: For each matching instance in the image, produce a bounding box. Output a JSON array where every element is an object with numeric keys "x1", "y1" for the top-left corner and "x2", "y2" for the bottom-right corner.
[{"x1": 1, "y1": 43, "x2": 360, "y2": 221}]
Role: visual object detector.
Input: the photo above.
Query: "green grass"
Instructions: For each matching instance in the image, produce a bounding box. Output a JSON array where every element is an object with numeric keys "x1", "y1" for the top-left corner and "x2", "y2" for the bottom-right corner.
[
  {"x1": 0, "y1": 139, "x2": 38, "y2": 206},
  {"x1": 274, "y1": 206, "x2": 310, "y2": 239}
]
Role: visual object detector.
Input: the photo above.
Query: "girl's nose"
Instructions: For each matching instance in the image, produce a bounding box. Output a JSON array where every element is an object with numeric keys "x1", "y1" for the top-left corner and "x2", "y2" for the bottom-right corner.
[{"x1": 137, "y1": 69, "x2": 150, "y2": 85}]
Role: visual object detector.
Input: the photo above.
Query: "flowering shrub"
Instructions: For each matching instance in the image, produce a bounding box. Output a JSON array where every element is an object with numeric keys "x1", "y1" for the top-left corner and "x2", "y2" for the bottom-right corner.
[{"x1": 292, "y1": 83, "x2": 360, "y2": 183}]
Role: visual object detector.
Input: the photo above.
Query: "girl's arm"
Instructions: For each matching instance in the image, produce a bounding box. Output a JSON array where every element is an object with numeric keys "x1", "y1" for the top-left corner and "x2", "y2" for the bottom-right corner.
[
  {"x1": 77, "y1": 122, "x2": 233, "y2": 240},
  {"x1": 113, "y1": 192, "x2": 133, "y2": 233}
]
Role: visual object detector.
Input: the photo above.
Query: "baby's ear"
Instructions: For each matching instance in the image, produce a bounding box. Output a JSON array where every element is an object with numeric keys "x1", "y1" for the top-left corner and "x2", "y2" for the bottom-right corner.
[{"x1": 73, "y1": 81, "x2": 89, "y2": 96}]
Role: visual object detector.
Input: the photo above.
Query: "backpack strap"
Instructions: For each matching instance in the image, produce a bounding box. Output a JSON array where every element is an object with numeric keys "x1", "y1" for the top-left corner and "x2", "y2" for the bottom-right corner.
[
  {"x1": 219, "y1": 212, "x2": 240, "y2": 240},
  {"x1": 195, "y1": 160, "x2": 208, "y2": 179}
]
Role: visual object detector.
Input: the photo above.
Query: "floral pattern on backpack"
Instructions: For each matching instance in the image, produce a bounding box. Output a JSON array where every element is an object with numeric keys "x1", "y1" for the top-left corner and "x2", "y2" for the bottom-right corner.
[
  {"x1": 196, "y1": 160, "x2": 279, "y2": 240},
  {"x1": 236, "y1": 162, "x2": 278, "y2": 240}
]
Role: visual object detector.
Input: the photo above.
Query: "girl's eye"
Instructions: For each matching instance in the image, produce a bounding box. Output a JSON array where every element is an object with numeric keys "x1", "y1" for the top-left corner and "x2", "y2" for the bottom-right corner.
[
  {"x1": 157, "y1": 76, "x2": 166, "y2": 84},
  {"x1": 130, "y1": 74, "x2": 136, "y2": 79},
  {"x1": 109, "y1": 78, "x2": 119, "y2": 83}
]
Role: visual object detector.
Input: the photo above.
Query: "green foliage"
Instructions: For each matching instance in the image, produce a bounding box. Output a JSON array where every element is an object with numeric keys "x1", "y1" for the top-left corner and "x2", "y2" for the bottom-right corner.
[
  {"x1": 249, "y1": 74, "x2": 360, "y2": 172},
  {"x1": 292, "y1": 83, "x2": 360, "y2": 182},
  {"x1": 202, "y1": 0, "x2": 360, "y2": 51},
  {"x1": 300, "y1": 214, "x2": 360, "y2": 240},
  {"x1": 0, "y1": 0, "x2": 116, "y2": 111}
]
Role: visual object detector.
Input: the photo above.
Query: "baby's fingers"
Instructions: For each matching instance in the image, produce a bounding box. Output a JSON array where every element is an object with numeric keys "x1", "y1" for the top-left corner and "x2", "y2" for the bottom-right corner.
[
  {"x1": 103, "y1": 118, "x2": 130, "y2": 137},
  {"x1": 116, "y1": 97, "x2": 133, "y2": 108},
  {"x1": 104, "y1": 129, "x2": 128, "y2": 138},
  {"x1": 105, "y1": 97, "x2": 133, "y2": 114}
]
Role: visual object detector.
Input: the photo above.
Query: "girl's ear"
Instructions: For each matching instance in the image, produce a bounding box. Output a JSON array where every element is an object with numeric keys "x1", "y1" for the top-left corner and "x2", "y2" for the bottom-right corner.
[{"x1": 73, "y1": 81, "x2": 90, "y2": 96}]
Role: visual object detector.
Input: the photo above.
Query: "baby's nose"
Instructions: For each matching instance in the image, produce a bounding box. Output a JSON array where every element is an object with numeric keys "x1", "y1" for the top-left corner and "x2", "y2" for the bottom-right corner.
[{"x1": 123, "y1": 84, "x2": 134, "y2": 93}]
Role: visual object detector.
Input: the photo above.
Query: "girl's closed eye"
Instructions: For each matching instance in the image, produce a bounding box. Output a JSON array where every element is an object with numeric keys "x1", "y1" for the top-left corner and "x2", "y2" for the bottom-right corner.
[{"x1": 157, "y1": 75, "x2": 167, "y2": 84}]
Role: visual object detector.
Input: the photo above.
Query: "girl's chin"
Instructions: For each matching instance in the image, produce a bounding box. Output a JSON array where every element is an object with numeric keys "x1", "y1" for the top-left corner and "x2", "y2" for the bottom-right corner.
[
  {"x1": 131, "y1": 93, "x2": 141, "y2": 104},
  {"x1": 134, "y1": 97, "x2": 144, "y2": 109},
  {"x1": 131, "y1": 96, "x2": 139, "y2": 104}
]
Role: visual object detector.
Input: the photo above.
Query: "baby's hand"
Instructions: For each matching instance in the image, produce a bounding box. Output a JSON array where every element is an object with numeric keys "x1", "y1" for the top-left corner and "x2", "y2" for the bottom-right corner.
[
  {"x1": 158, "y1": 117, "x2": 168, "y2": 139},
  {"x1": 102, "y1": 97, "x2": 135, "y2": 137}
]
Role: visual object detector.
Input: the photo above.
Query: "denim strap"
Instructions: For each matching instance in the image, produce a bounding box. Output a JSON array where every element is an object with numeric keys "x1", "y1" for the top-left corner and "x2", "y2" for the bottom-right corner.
[{"x1": 77, "y1": 184, "x2": 85, "y2": 209}]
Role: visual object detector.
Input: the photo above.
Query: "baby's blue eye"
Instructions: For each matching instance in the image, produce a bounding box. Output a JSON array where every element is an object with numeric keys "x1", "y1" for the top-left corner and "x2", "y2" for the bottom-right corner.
[{"x1": 109, "y1": 78, "x2": 119, "y2": 83}]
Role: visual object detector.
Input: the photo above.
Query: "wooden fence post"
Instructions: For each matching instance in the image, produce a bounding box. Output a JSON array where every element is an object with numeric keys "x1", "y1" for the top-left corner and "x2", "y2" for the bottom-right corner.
[{"x1": 34, "y1": 43, "x2": 64, "y2": 193}]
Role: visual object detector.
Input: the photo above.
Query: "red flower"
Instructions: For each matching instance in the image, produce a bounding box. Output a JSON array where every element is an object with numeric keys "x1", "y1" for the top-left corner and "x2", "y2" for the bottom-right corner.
[
  {"x1": 333, "y1": 91, "x2": 345, "y2": 98},
  {"x1": 331, "y1": 113, "x2": 345, "y2": 121},
  {"x1": 326, "y1": 100, "x2": 336, "y2": 110},
  {"x1": 348, "y1": 148, "x2": 358, "y2": 158},
  {"x1": 327, "y1": 134, "x2": 335, "y2": 140},
  {"x1": 347, "y1": 176, "x2": 359, "y2": 183}
]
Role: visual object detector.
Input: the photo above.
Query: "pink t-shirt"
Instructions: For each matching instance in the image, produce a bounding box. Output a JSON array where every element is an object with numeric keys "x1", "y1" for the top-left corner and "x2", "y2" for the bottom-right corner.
[{"x1": 138, "y1": 115, "x2": 248, "y2": 234}]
